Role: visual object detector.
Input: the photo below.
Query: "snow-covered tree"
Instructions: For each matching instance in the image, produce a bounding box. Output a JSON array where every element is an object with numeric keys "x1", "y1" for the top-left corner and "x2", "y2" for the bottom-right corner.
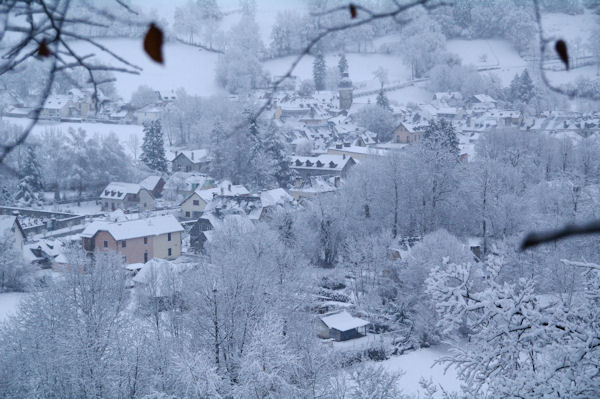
[
  {"x1": 376, "y1": 89, "x2": 391, "y2": 111},
  {"x1": 338, "y1": 53, "x2": 348, "y2": 75},
  {"x1": 313, "y1": 53, "x2": 326, "y2": 91},
  {"x1": 0, "y1": 230, "x2": 29, "y2": 292},
  {"x1": 20, "y1": 144, "x2": 43, "y2": 192},
  {"x1": 130, "y1": 84, "x2": 160, "y2": 109},
  {"x1": 216, "y1": 13, "x2": 268, "y2": 93},
  {"x1": 140, "y1": 120, "x2": 168, "y2": 173},
  {"x1": 427, "y1": 255, "x2": 600, "y2": 398},
  {"x1": 421, "y1": 118, "x2": 460, "y2": 158}
]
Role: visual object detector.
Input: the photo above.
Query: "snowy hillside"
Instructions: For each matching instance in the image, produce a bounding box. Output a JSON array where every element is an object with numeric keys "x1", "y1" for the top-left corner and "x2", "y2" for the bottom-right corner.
[{"x1": 69, "y1": 39, "x2": 223, "y2": 100}]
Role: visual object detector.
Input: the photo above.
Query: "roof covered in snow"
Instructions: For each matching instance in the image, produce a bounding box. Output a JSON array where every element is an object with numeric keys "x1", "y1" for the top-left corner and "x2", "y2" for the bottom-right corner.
[
  {"x1": 290, "y1": 154, "x2": 353, "y2": 172},
  {"x1": 0, "y1": 215, "x2": 20, "y2": 238},
  {"x1": 100, "y1": 182, "x2": 144, "y2": 200},
  {"x1": 81, "y1": 215, "x2": 184, "y2": 241},
  {"x1": 139, "y1": 175, "x2": 163, "y2": 191},
  {"x1": 260, "y1": 188, "x2": 294, "y2": 208},
  {"x1": 172, "y1": 149, "x2": 211, "y2": 164},
  {"x1": 320, "y1": 311, "x2": 369, "y2": 332},
  {"x1": 132, "y1": 258, "x2": 194, "y2": 296}
]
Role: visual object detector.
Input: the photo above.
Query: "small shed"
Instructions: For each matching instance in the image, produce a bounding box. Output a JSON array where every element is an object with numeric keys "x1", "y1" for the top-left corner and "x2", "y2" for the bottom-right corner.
[{"x1": 318, "y1": 311, "x2": 369, "y2": 341}]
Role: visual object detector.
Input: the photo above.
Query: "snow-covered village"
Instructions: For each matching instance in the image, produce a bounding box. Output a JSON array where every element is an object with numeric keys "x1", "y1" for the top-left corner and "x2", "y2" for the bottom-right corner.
[{"x1": 1, "y1": 0, "x2": 600, "y2": 397}]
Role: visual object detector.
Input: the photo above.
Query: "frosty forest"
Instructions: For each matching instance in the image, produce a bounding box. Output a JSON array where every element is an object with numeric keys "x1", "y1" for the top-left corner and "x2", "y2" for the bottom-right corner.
[{"x1": 1, "y1": 0, "x2": 600, "y2": 398}]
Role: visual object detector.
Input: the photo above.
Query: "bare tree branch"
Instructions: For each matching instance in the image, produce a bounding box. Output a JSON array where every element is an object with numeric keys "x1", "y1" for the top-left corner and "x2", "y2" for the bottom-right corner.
[{"x1": 520, "y1": 219, "x2": 600, "y2": 250}]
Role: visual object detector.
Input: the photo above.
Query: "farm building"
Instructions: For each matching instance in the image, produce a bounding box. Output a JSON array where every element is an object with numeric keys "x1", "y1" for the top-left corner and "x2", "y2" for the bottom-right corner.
[{"x1": 318, "y1": 311, "x2": 370, "y2": 341}]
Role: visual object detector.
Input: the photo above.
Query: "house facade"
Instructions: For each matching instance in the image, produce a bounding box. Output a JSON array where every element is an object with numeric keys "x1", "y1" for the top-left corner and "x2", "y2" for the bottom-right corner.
[
  {"x1": 171, "y1": 150, "x2": 211, "y2": 173},
  {"x1": 180, "y1": 183, "x2": 249, "y2": 219},
  {"x1": 100, "y1": 182, "x2": 155, "y2": 212},
  {"x1": 392, "y1": 121, "x2": 422, "y2": 144},
  {"x1": 81, "y1": 215, "x2": 184, "y2": 264}
]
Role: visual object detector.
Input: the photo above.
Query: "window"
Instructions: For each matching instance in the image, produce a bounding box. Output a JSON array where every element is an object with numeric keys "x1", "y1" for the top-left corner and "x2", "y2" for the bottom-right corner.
[
  {"x1": 122, "y1": 240, "x2": 126, "y2": 248},
  {"x1": 185, "y1": 211, "x2": 190, "y2": 217},
  {"x1": 193, "y1": 200, "x2": 199, "y2": 206},
  {"x1": 144, "y1": 237, "x2": 148, "y2": 244},
  {"x1": 103, "y1": 240, "x2": 108, "y2": 248},
  {"x1": 168, "y1": 233, "x2": 172, "y2": 241},
  {"x1": 168, "y1": 248, "x2": 172, "y2": 257}
]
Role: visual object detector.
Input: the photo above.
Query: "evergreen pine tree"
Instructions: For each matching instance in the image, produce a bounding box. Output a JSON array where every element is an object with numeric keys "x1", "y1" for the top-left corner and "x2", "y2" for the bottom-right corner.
[
  {"x1": 519, "y1": 69, "x2": 535, "y2": 103},
  {"x1": 264, "y1": 122, "x2": 293, "y2": 188},
  {"x1": 140, "y1": 120, "x2": 168, "y2": 172},
  {"x1": 509, "y1": 69, "x2": 535, "y2": 104},
  {"x1": 338, "y1": 53, "x2": 348, "y2": 75},
  {"x1": 509, "y1": 72, "x2": 521, "y2": 102},
  {"x1": 14, "y1": 176, "x2": 40, "y2": 205},
  {"x1": 313, "y1": 53, "x2": 326, "y2": 91},
  {"x1": 376, "y1": 89, "x2": 391, "y2": 111},
  {"x1": 0, "y1": 183, "x2": 13, "y2": 205},
  {"x1": 21, "y1": 145, "x2": 43, "y2": 191},
  {"x1": 421, "y1": 118, "x2": 459, "y2": 158},
  {"x1": 209, "y1": 119, "x2": 227, "y2": 180}
]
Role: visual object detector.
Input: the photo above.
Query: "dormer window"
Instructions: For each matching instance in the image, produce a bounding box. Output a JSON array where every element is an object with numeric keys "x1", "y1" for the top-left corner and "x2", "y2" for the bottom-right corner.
[
  {"x1": 105, "y1": 190, "x2": 109, "y2": 195},
  {"x1": 329, "y1": 161, "x2": 337, "y2": 168},
  {"x1": 305, "y1": 160, "x2": 313, "y2": 167},
  {"x1": 111, "y1": 191, "x2": 116, "y2": 196},
  {"x1": 117, "y1": 191, "x2": 122, "y2": 197},
  {"x1": 316, "y1": 160, "x2": 324, "y2": 167},
  {"x1": 295, "y1": 159, "x2": 302, "y2": 166}
]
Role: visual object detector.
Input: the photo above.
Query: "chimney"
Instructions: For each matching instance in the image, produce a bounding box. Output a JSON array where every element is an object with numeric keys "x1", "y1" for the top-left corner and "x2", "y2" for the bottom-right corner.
[
  {"x1": 228, "y1": 184, "x2": 232, "y2": 192},
  {"x1": 343, "y1": 153, "x2": 346, "y2": 160},
  {"x1": 220, "y1": 187, "x2": 224, "y2": 195},
  {"x1": 191, "y1": 151, "x2": 194, "y2": 160}
]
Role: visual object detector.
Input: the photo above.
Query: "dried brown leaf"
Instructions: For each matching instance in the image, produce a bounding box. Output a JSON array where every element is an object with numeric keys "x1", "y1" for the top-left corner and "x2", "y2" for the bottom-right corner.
[
  {"x1": 555, "y1": 40, "x2": 569, "y2": 70},
  {"x1": 37, "y1": 39, "x2": 51, "y2": 58},
  {"x1": 144, "y1": 23, "x2": 164, "y2": 64}
]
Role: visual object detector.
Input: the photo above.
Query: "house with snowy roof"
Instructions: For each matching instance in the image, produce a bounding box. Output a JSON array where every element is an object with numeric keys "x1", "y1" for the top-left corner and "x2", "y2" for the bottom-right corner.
[
  {"x1": 327, "y1": 142, "x2": 389, "y2": 160},
  {"x1": 134, "y1": 104, "x2": 162, "y2": 125},
  {"x1": 100, "y1": 182, "x2": 155, "y2": 212},
  {"x1": 317, "y1": 311, "x2": 370, "y2": 341},
  {"x1": 139, "y1": 175, "x2": 166, "y2": 198},
  {"x1": 170, "y1": 149, "x2": 212, "y2": 173},
  {"x1": 468, "y1": 94, "x2": 497, "y2": 111},
  {"x1": 0, "y1": 215, "x2": 25, "y2": 253},
  {"x1": 179, "y1": 182, "x2": 250, "y2": 219},
  {"x1": 289, "y1": 175, "x2": 340, "y2": 201},
  {"x1": 290, "y1": 154, "x2": 356, "y2": 179},
  {"x1": 81, "y1": 215, "x2": 184, "y2": 264},
  {"x1": 392, "y1": 121, "x2": 427, "y2": 144},
  {"x1": 39, "y1": 94, "x2": 73, "y2": 119}
]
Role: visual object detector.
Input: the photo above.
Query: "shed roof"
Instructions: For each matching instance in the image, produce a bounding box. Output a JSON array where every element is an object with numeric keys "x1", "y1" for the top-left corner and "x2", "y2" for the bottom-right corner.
[{"x1": 320, "y1": 311, "x2": 369, "y2": 332}]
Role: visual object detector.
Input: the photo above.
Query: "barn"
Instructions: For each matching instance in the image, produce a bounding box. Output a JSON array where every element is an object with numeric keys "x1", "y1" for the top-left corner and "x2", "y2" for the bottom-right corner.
[{"x1": 318, "y1": 311, "x2": 370, "y2": 341}]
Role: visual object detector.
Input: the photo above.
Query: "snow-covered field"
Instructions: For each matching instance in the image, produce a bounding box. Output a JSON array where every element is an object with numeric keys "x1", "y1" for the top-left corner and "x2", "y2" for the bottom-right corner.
[
  {"x1": 5, "y1": 117, "x2": 144, "y2": 157},
  {"x1": 0, "y1": 292, "x2": 27, "y2": 323},
  {"x1": 264, "y1": 53, "x2": 412, "y2": 89},
  {"x1": 69, "y1": 39, "x2": 223, "y2": 100},
  {"x1": 447, "y1": 39, "x2": 528, "y2": 85},
  {"x1": 380, "y1": 346, "x2": 461, "y2": 397},
  {"x1": 542, "y1": 11, "x2": 596, "y2": 44}
]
